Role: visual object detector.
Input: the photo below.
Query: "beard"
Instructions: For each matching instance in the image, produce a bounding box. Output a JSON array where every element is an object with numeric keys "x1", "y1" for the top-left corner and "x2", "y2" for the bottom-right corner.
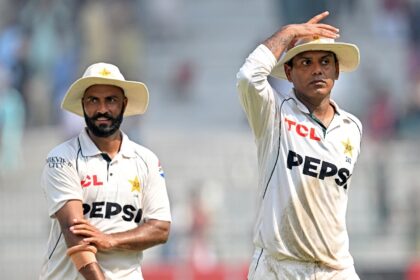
[{"x1": 84, "y1": 109, "x2": 124, "y2": 138}]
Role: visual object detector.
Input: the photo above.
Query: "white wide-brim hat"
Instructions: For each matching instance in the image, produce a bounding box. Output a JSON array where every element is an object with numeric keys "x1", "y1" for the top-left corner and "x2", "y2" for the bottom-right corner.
[
  {"x1": 61, "y1": 62, "x2": 149, "y2": 116},
  {"x1": 271, "y1": 37, "x2": 360, "y2": 80}
]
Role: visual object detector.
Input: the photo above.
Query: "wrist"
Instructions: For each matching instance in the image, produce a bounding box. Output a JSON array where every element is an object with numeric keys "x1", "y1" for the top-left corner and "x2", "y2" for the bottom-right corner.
[
  {"x1": 264, "y1": 27, "x2": 295, "y2": 60},
  {"x1": 107, "y1": 233, "x2": 118, "y2": 249},
  {"x1": 278, "y1": 26, "x2": 296, "y2": 44}
]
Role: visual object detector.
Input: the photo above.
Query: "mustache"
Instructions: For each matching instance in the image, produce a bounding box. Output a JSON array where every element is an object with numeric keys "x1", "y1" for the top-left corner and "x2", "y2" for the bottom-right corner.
[{"x1": 92, "y1": 112, "x2": 114, "y2": 120}]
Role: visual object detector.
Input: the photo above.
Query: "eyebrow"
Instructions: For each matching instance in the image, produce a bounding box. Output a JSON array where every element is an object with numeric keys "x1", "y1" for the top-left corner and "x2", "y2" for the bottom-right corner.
[
  {"x1": 83, "y1": 93, "x2": 123, "y2": 100},
  {"x1": 296, "y1": 53, "x2": 335, "y2": 60}
]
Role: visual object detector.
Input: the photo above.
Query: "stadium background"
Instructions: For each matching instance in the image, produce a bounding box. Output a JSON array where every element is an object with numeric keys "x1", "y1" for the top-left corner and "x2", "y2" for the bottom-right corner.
[{"x1": 0, "y1": 0, "x2": 419, "y2": 279}]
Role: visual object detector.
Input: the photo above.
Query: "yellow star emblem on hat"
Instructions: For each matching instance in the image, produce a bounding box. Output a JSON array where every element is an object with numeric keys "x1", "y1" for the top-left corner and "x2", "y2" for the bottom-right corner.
[
  {"x1": 341, "y1": 138, "x2": 353, "y2": 157},
  {"x1": 99, "y1": 68, "x2": 111, "y2": 77},
  {"x1": 129, "y1": 176, "x2": 141, "y2": 192}
]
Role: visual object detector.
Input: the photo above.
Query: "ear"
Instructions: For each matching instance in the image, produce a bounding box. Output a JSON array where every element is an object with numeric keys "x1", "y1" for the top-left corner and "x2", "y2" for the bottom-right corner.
[
  {"x1": 123, "y1": 96, "x2": 128, "y2": 110},
  {"x1": 284, "y1": 64, "x2": 293, "y2": 82},
  {"x1": 334, "y1": 60, "x2": 340, "y2": 80}
]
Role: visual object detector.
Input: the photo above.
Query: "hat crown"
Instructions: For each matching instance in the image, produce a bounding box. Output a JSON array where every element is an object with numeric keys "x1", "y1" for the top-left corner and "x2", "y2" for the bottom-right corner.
[
  {"x1": 83, "y1": 63, "x2": 125, "y2": 81},
  {"x1": 290, "y1": 36, "x2": 335, "y2": 50}
]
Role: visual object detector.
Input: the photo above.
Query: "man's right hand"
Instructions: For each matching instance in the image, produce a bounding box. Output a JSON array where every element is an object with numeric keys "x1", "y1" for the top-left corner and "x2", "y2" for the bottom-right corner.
[
  {"x1": 263, "y1": 11, "x2": 340, "y2": 59},
  {"x1": 55, "y1": 200, "x2": 106, "y2": 279}
]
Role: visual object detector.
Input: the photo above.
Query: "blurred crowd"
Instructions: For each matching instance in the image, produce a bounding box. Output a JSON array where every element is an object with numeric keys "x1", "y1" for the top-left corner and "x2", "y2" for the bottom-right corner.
[
  {"x1": 0, "y1": 0, "x2": 419, "y2": 272},
  {"x1": 0, "y1": 0, "x2": 418, "y2": 166},
  {"x1": 0, "y1": 0, "x2": 188, "y2": 174}
]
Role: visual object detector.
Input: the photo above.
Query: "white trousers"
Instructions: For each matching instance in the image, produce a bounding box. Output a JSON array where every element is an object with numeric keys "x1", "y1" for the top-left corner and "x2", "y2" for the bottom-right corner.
[{"x1": 247, "y1": 248, "x2": 360, "y2": 280}]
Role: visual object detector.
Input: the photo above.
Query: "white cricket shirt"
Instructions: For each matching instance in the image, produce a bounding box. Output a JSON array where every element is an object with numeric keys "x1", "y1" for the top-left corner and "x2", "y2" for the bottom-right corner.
[
  {"x1": 40, "y1": 129, "x2": 171, "y2": 280},
  {"x1": 237, "y1": 44, "x2": 362, "y2": 269}
]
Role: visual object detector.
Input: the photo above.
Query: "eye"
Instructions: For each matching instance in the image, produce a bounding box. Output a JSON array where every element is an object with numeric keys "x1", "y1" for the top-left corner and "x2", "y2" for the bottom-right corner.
[
  {"x1": 106, "y1": 97, "x2": 118, "y2": 104},
  {"x1": 321, "y1": 58, "x2": 330, "y2": 65},
  {"x1": 302, "y1": 59, "x2": 311, "y2": 66},
  {"x1": 85, "y1": 97, "x2": 98, "y2": 104}
]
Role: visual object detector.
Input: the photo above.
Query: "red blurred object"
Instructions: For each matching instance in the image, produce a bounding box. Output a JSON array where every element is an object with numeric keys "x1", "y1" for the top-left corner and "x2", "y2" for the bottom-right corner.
[
  {"x1": 406, "y1": 260, "x2": 420, "y2": 280},
  {"x1": 142, "y1": 263, "x2": 249, "y2": 280}
]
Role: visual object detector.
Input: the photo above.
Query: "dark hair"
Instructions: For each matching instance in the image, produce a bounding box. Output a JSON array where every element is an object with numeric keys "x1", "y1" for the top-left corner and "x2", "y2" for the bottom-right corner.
[{"x1": 285, "y1": 52, "x2": 338, "y2": 68}]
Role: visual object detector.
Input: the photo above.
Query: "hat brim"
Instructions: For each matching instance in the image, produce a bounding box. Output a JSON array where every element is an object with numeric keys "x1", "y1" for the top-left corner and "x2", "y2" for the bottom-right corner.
[
  {"x1": 271, "y1": 42, "x2": 360, "y2": 79},
  {"x1": 61, "y1": 77, "x2": 149, "y2": 117}
]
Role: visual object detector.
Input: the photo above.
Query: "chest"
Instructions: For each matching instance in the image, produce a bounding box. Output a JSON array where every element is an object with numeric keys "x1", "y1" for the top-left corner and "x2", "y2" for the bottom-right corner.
[
  {"x1": 77, "y1": 156, "x2": 147, "y2": 206},
  {"x1": 278, "y1": 110, "x2": 361, "y2": 189}
]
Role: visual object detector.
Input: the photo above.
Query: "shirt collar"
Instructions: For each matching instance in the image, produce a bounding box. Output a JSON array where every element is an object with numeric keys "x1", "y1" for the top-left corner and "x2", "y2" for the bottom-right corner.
[
  {"x1": 286, "y1": 88, "x2": 342, "y2": 116},
  {"x1": 78, "y1": 128, "x2": 136, "y2": 158}
]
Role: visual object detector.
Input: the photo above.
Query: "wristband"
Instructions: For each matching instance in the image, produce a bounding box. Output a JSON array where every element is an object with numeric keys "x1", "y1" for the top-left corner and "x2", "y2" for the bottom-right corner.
[{"x1": 66, "y1": 244, "x2": 98, "y2": 271}]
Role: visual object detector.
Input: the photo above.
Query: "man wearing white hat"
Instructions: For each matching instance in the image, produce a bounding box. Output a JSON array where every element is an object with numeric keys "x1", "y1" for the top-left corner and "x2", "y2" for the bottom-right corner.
[
  {"x1": 237, "y1": 12, "x2": 361, "y2": 279},
  {"x1": 40, "y1": 63, "x2": 171, "y2": 279}
]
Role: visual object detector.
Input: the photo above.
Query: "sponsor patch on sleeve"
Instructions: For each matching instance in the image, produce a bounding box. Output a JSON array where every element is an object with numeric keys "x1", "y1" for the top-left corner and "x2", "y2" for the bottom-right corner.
[
  {"x1": 158, "y1": 161, "x2": 165, "y2": 178},
  {"x1": 46, "y1": 157, "x2": 72, "y2": 169}
]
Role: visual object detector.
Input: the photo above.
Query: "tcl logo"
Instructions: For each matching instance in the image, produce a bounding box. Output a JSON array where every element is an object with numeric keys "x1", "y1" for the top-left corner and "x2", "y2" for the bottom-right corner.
[
  {"x1": 284, "y1": 117, "x2": 321, "y2": 141},
  {"x1": 81, "y1": 175, "x2": 103, "y2": 188}
]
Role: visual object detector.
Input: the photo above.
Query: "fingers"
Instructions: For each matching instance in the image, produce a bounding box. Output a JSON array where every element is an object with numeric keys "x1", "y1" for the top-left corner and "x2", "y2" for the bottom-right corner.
[
  {"x1": 81, "y1": 237, "x2": 97, "y2": 244},
  {"x1": 70, "y1": 228, "x2": 96, "y2": 237},
  {"x1": 305, "y1": 11, "x2": 339, "y2": 38},
  {"x1": 316, "y1": 23, "x2": 339, "y2": 33},
  {"x1": 313, "y1": 25, "x2": 340, "y2": 39},
  {"x1": 73, "y1": 218, "x2": 90, "y2": 225},
  {"x1": 70, "y1": 223, "x2": 99, "y2": 235},
  {"x1": 307, "y1": 11, "x2": 329, "y2": 24}
]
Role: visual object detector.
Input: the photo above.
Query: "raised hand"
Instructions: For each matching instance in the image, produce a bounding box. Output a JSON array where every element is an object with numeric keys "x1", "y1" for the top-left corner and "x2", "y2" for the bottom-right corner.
[{"x1": 264, "y1": 11, "x2": 340, "y2": 59}]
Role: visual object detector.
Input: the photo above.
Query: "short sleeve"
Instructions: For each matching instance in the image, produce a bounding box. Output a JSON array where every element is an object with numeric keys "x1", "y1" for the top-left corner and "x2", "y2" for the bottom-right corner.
[
  {"x1": 41, "y1": 154, "x2": 83, "y2": 217},
  {"x1": 142, "y1": 153, "x2": 171, "y2": 222}
]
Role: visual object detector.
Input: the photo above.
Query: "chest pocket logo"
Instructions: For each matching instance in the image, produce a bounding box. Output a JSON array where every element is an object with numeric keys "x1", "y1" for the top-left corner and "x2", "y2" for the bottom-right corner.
[
  {"x1": 341, "y1": 138, "x2": 354, "y2": 164},
  {"x1": 284, "y1": 117, "x2": 321, "y2": 141},
  {"x1": 129, "y1": 176, "x2": 141, "y2": 192}
]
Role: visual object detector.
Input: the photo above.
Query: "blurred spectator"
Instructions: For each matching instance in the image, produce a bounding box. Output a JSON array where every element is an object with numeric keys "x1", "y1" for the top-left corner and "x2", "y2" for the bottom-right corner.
[
  {"x1": 327, "y1": 0, "x2": 359, "y2": 18},
  {"x1": 371, "y1": 0, "x2": 410, "y2": 41},
  {"x1": 275, "y1": 0, "x2": 329, "y2": 24},
  {"x1": 0, "y1": 17, "x2": 30, "y2": 116},
  {"x1": 20, "y1": 0, "x2": 71, "y2": 75},
  {"x1": 77, "y1": 0, "x2": 111, "y2": 64},
  {"x1": 407, "y1": 0, "x2": 420, "y2": 81},
  {"x1": 0, "y1": 65, "x2": 25, "y2": 177},
  {"x1": 365, "y1": 86, "x2": 398, "y2": 141},
  {"x1": 408, "y1": 180, "x2": 420, "y2": 253},
  {"x1": 20, "y1": 0, "x2": 75, "y2": 126},
  {"x1": 172, "y1": 60, "x2": 195, "y2": 102},
  {"x1": 188, "y1": 187, "x2": 217, "y2": 272},
  {"x1": 364, "y1": 86, "x2": 399, "y2": 231},
  {"x1": 397, "y1": 77, "x2": 420, "y2": 139},
  {"x1": 141, "y1": 0, "x2": 185, "y2": 41}
]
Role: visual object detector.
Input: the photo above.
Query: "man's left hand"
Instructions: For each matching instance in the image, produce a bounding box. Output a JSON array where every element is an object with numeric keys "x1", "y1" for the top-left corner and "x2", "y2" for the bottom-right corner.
[{"x1": 70, "y1": 218, "x2": 116, "y2": 251}]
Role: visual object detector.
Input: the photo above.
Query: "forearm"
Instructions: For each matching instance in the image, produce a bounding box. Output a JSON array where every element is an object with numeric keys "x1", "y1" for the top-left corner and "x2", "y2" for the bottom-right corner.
[
  {"x1": 62, "y1": 226, "x2": 105, "y2": 279},
  {"x1": 56, "y1": 200, "x2": 105, "y2": 278},
  {"x1": 79, "y1": 262, "x2": 105, "y2": 280},
  {"x1": 110, "y1": 220, "x2": 170, "y2": 251},
  {"x1": 263, "y1": 26, "x2": 295, "y2": 60}
]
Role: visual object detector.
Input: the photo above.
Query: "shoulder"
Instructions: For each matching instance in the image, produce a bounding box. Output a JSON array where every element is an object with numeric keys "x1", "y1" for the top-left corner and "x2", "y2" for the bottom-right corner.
[
  {"x1": 341, "y1": 110, "x2": 363, "y2": 136},
  {"x1": 45, "y1": 137, "x2": 80, "y2": 162},
  {"x1": 130, "y1": 142, "x2": 161, "y2": 163}
]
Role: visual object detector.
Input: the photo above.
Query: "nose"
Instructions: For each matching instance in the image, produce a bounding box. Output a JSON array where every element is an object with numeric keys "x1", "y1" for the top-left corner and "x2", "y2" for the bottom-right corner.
[
  {"x1": 311, "y1": 62, "x2": 323, "y2": 76},
  {"x1": 96, "y1": 100, "x2": 109, "y2": 113}
]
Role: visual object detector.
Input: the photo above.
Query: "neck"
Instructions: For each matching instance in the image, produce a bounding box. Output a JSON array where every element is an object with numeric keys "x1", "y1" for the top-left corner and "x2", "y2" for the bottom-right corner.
[
  {"x1": 294, "y1": 90, "x2": 335, "y2": 127},
  {"x1": 86, "y1": 129, "x2": 122, "y2": 159}
]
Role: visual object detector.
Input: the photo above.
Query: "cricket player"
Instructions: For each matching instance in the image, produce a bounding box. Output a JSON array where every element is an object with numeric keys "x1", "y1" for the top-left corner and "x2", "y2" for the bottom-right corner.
[
  {"x1": 40, "y1": 62, "x2": 171, "y2": 279},
  {"x1": 236, "y1": 12, "x2": 362, "y2": 279}
]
